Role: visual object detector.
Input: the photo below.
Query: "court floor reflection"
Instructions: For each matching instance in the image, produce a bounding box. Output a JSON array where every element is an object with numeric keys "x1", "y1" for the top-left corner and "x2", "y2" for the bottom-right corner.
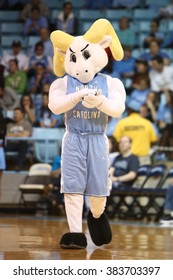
[{"x1": 0, "y1": 216, "x2": 173, "y2": 260}]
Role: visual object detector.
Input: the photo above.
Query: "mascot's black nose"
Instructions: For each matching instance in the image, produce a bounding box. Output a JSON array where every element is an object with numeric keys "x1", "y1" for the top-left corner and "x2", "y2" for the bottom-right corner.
[
  {"x1": 85, "y1": 70, "x2": 88, "y2": 73},
  {"x1": 76, "y1": 73, "x2": 79, "y2": 75}
]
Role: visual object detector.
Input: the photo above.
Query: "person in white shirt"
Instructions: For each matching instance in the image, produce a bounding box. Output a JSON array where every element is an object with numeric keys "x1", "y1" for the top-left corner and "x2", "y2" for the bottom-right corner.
[
  {"x1": 149, "y1": 55, "x2": 173, "y2": 93},
  {"x1": 1, "y1": 40, "x2": 29, "y2": 76}
]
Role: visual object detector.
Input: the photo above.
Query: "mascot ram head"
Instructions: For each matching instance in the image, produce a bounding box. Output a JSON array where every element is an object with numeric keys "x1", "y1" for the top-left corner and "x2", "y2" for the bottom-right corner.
[{"x1": 50, "y1": 19, "x2": 124, "y2": 84}]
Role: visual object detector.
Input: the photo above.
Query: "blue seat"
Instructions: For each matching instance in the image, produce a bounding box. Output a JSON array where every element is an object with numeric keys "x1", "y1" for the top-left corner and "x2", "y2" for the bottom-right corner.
[
  {"x1": 1, "y1": 22, "x2": 23, "y2": 34},
  {"x1": 133, "y1": 9, "x2": 156, "y2": 20},
  {"x1": 146, "y1": 0, "x2": 169, "y2": 9},
  {"x1": 105, "y1": 9, "x2": 132, "y2": 20},
  {"x1": 69, "y1": 0, "x2": 86, "y2": 8},
  {"x1": 79, "y1": 9, "x2": 105, "y2": 20},
  {"x1": 0, "y1": 11, "x2": 20, "y2": 22},
  {"x1": 27, "y1": 36, "x2": 40, "y2": 48},
  {"x1": 1, "y1": 35, "x2": 27, "y2": 48},
  {"x1": 32, "y1": 128, "x2": 65, "y2": 163},
  {"x1": 44, "y1": 0, "x2": 64, "y2": 9},
  {"x1": 141, "y1": 164, "x2": 167, "y2": 191}
]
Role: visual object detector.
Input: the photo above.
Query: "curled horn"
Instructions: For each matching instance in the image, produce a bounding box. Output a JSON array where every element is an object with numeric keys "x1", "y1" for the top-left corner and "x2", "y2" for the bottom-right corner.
[
  {"x1": 50, "y1": 31, "x2": 74, "y2": 76},
  {"x1": 84, "y1": 19, "x2": 124, "y2": 61}
]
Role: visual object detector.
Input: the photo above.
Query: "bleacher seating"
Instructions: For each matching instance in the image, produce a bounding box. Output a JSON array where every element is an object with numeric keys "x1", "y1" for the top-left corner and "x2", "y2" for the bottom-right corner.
[
  {"x1": 1, "y1": 22, "x2": 23, "y2": 34},
  {"x1": 105, "y1": 9, "x2": 133, "y2": 20},
  {"x1": 0, "y1": 10, "x2": 20, "y2": 22},
  {"x1": 106, "y1": 164, "x2": 170, "y2": 221}
]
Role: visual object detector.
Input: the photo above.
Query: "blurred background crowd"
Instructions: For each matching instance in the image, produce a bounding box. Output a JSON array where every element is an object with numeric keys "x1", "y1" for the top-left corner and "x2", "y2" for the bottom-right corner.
[{"x1": 0, "y1": 0, "x2": 173, "y2": 171}]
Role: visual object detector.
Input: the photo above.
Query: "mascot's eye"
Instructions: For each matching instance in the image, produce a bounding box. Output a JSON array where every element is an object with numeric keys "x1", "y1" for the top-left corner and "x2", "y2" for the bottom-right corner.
[
  {"x1": 70, "y1": 53, "x2": 76, "y2": 63},
  {"x1": 83, "y1": 50, "x2": 91, "y2": 60}
]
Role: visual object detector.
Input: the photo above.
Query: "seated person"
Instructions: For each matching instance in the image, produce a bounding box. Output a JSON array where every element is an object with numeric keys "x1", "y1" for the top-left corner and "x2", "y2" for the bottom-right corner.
[
  {"x1": 110, "y1": 135, "x2": 139, "y2": 189},
  {"x1": 0, "y1": 109, "x2": 6, "y2": 197},
  {"x1": 5, "y1": 107, "x2": 32, "y2": 171},
  {"x1": 160, "y1": 182, "x2": 173, "y2": 225},
  {"x1": 5, "y1": 59, "x2": 27, "y2": 95},
  {"x1": 51, "y1": 154, "x2": 64, "y2": 211},
  {"x1": 22, "y1": 6, "x2": 48, "y2": 36},
  {"x1": 38, "y1": 93, "x2": 64, "y2": 128},
  {"x1": 108, "y1": 135, "x2": 119, "y2": 165},
  {"x1": 130, "y1": 75, "x2": 151, "y2": 107}
]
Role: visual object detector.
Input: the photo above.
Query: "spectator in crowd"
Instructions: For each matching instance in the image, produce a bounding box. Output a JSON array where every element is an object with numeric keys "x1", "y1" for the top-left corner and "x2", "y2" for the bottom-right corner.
[
  {"x1": 5, "y1": 59, "x2": 27, "y2": 95},
  {"x1": 113, "y1": 99, "x2": 158, "y2": 165},
  {"x1": 116, "y1": 17, "x2": 136, "y2": 48},
  {"x1": 149, "y1": 55, "x2": 173, "y2": 94},
  {"x1": 108, "y1": 135, "x2": 119, "y2": 165},
  {"x1": 132, "y1": 59, "x2": 149, "y2": 86},
  {"x1": 56, "y1": 2, "x2": 79, "y2": 36},
  {"x1": 156, "y1": 90, "x2": 173, "y2": 159},
  {"x1": 38, "y1": 93, "x2": 63, "y2": 128},
  {"x1": 106, "y1": 116, "x2": 120, "y2": 137},
  {"x1": 0, "y1": 78, "x2": 19, "y2": 111},
  {"x1": 101, "y1": 58, "x2": 120, "y2": 79},
  {"x1": 159, "y1": 0, "x2": 173, "y2": 19},
  {"x1": 111, "y1": 0, "x2": 139, "y2": 9},
  {"x1": 113, "y1": 45, "x2": 136, "y2": 83},
  {"x1": 110, "y1": 135, "x2": 139, "y2": 189},
  {"x1": 161, "y1": 31, "x2": 173, "y2": 48},
  {"x1": 139, "y1": 103, "x2": 159, "y2": 137},
  {"x1": 28, "y1": 42, "x2": 53, "y2": 77},
  {"x1": 27, "y1": 62, "x2": 54, "y2": 96},
  {"x1": 0, "y1": 109, "x2": 6, "y2": 198},
  {"x1": 130, "y1": 75, "x2": 151, "y2": 107},
  {"x1": 160, "y1": 182, "x2": 173, "y2": 225},
  {"x1": 29, "y1": 27, "x2": 53, "y2": 57},
  {"x1": 51, "y1": 154, "x2": 65, "y2": 215},
  {"x1": 143, "y1": 19, "x2": 164, "y2": 48},
  {"x1": 139, "y1": 40, "x2": 170, "y2": 66},
  {"x1": 22, "y1": 7, "x2": 48, "y2": 36},
  {"x1": 20, "y1": 94, "x2": 36, "y2": 125},
  {"x1": 5, "y1": 107, "x2": 32, "y2": 171},
  {"x1": 0, "y1": 40, "x2": 29, "y2": 76},
  {"x1": 145, "y1": 91, "x2": 159, "y2": 122},
  {"x1": 20, "y1": 0, "x2": 50, "y2": 21}
]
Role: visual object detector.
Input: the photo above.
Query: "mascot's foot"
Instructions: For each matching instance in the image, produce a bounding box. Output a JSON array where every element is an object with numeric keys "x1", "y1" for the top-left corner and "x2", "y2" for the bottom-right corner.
[
  {"x1": 87, "y1": 211, "x2": 112, "y2": 246},
  {"x1": 59, "y1": 232, "x2": 87, "y2": 249}
]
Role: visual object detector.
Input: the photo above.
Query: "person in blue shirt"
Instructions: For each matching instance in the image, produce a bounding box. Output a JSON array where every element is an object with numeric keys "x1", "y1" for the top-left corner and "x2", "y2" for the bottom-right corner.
[
  {"x1": 156, "y1": 90, "x2": 173, "y2": 159},
  {"x1": 23, "y1": 6, "x2": 48, "y2": 36},
  {"x1": 130, "y1": 75, "x2": 151, "y2": 106},
  {"x1": 139, "y1": 39, "x2": 170, "y2": 66}
]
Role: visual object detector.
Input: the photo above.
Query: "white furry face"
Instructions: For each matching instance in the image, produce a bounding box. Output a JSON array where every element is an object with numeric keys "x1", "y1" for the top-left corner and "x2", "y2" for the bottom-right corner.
[{"x1": 64, "y1": 37, "x2": 108, "y2": 83}]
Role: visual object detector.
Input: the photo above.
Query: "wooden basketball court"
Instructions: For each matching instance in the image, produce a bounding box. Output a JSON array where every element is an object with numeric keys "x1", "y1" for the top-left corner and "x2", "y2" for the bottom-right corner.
[{"x1": 0, "y1": 215, "x2": 173, "y2": 260}]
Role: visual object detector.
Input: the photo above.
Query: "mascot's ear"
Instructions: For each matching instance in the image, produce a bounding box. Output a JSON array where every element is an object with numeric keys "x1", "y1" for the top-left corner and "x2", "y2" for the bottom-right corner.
[
  {"x1": 99, "y1": 35, "x2": 112, "y2": 49},
  {"x1": 84, "y1": 18, "x2": 124, "y2": 61},
  {"x1": 50, "y1": 30, "x2": 74, "y2": 76}
]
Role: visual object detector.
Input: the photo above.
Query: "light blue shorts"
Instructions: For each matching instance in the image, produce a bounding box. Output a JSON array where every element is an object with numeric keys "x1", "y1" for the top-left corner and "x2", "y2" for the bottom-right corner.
[
  {"x1": 61, "y1": 131, "x2": 111, "y2": 196},
  {"x1": 0, "y1": 147, "x2": 6, "y2": 170}
]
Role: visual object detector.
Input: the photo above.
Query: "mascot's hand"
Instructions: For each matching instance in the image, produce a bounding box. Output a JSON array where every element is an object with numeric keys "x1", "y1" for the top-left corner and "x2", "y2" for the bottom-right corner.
[
  {"x1": 82, "y1": 89, "x2": 103, "y2": 109},
  {"x1": 71, "y1": 90, "x2": 89, "y2": 105}
]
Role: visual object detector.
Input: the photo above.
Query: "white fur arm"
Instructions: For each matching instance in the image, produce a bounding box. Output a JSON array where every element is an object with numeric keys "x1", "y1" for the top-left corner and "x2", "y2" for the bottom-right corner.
[
  {"x1": 48, "y1": 76, "x2": 88, "y2": 114},
  {"x1": 97, "y1": 76, "x2": 126, "y2": 118}
]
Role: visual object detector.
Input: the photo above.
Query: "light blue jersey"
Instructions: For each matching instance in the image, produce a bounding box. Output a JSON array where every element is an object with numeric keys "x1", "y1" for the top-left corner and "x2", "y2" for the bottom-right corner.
[
  {"x1": 66, "y1": 73, "x2": 108, "y2": 134},
  {"x1": 61, "y1": 73, "x2": 111, "y2": 196}
]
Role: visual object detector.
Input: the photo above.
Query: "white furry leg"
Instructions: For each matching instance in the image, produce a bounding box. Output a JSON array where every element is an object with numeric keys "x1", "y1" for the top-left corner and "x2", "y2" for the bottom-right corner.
[
  {"x1": 64, "y1": 193, "x2": 84, "y2": 232},
  {"x1": 89, "y1": 196, "x2": 107, "y2": 218}
]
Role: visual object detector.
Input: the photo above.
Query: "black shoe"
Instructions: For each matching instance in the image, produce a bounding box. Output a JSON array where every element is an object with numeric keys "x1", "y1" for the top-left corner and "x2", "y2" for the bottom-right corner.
[
  {"x1": 60, "y1": 232, "x2": 87, "y2": 249},
  {"x1": 87, "y1": 211, "x2": 112, "y2": 246}
]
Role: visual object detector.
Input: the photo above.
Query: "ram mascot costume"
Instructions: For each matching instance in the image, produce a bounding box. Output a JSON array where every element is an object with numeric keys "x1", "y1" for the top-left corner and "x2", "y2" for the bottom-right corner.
[{"x1": 49, "y1": 19, "x2": 126, "y2": 249}]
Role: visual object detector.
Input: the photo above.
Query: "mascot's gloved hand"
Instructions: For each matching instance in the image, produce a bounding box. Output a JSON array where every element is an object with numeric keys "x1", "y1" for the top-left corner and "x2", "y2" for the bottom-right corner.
[
  {"x1": 71, "y1": 90, "x2": 89, "y2": 105},
  {"x1": 82, "y1": 90, "x2": 104, "y2": 109}
]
